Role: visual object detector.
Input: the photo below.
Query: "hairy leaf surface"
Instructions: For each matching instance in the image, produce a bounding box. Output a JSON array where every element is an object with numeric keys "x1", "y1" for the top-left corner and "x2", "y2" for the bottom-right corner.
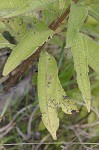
[
  {"x1": 3, "y1": 23, "x2": 54, "y2": 76},
  {"x1": 66, "y1": 1, "x2": 88, "y2": 48},
  {"x1": 71, "y1": 33, "x2": 91, "y2": 112},
  {"x1": 38, "y1": 51, "x2": 78, "y2": 139}
]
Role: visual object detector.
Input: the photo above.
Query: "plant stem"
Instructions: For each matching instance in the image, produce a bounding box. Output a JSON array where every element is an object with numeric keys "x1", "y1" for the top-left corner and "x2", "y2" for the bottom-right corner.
[{"x1": 4, "y1": 0, "x2": 78, "y2": 92}]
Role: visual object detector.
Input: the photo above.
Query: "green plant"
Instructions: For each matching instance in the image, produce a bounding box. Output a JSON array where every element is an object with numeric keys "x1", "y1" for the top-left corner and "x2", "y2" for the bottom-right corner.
[{"x1": 0, "y1": 0, "x2": 99, "y2": 140}]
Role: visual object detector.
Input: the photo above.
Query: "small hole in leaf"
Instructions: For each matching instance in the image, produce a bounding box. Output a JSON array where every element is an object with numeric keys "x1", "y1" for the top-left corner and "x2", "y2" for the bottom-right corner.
[
  {"x1": 71, "y1": 110, "x2": 76, "y2": 114},
  {"x1": 62, "y1": 95, "x2": 68, "y2": 100}
]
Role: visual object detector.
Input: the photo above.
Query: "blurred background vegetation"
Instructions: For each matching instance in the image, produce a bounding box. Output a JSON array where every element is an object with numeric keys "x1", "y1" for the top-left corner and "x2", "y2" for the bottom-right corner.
[{"x1": 0, "y1": 0, "x2": 99, "y2": 149}]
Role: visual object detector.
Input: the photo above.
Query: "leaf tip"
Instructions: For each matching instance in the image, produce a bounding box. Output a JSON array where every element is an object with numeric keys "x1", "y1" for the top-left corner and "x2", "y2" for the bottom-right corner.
[
  {"x1": 86, "y1": 100, "x2": 91, "y2": 113},
  {"x1": 2, "y1": 67, "x2": 8, "y2": 76},
  {"x1": 52, "y1": 132, "x2": 57, "y2": 140}
]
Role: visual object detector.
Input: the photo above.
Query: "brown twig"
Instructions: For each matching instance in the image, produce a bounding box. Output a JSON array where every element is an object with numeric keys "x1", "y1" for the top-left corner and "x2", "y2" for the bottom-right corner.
[{"x1": 4, "y1": 0, "x2": 78, "y2": 92}]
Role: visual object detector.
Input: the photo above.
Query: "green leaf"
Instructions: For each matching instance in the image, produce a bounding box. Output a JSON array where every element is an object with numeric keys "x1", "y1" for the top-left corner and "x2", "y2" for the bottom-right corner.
[
  {"x1": 59, "y1": 0, "x2": 65, "y2": 10},
  {"x1": 71, "y1": 33, "x2": 91, "y2": 112},
  {"x1": 38, "y1": 51, "x2": 59, "y2": 140},
  {"x1": 77, "y1": 33, "x2": 99, "y2": 74},
  {"x1": 89, "y1": 4, "x2": 99, "y2": 21},
  {"x1": 0, "y1": 0, "x2": 28, "y2": 9},
  {"x1": 2, "y1": 18, "x2": 29, "y2": 41},
  {"x1": 81, "y1": 24, "x2": 99, "y2": 38},
  {"x1": 0, "y1": 22, "x2": 6, "y2": 33},
  {"x1": 0, "y1": 0, "x2": 56, "y2": 18},
  {"x1": 38, "y1": 51, "x2": 78, "y2": 139},
  {"x1": 66, "y1": 1, "x2": 88, "y2": 48},
  {"x1": 0, "y1": 0, "x2": 29, "y2": 17},
  {"x1": 0, "y1": 33, "x2": 14, "y2": 49},
  {"x1": 58, "y1": 81, "x2": 78, "y2": 114},
  {"x1": 42, "y1": 1, "x2": 59, "y2": 25},
  {"x1": 83, "y1": 35, "x2": 99, "y2": 73},
  {"x1": 3, "y1": 22, "x2": 54, "y2": 76}
]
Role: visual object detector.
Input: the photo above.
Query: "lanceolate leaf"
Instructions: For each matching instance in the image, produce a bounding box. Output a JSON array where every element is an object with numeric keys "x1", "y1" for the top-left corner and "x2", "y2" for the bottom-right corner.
[
  {"x1": 38, "y1": 51, "x2": 78, "y2": 139},
  {"x1": 66, "y1": 2, "x2": 99, "y2": 112},
  {"x1": 38, "y1": 51, "x2": 59, "y2": 140},
  {"x1": 66, "y1": 1, "x2": 88, "y2": 48},
  {"x1": 3, "y1": 22, "x2": 54, "y2": 76},
  {"x1": 71, "y1": 33, "x2": 91, "y2": 112},
  {"x1": 0, "y1": 0, "x2": 56, "y2": 18}
]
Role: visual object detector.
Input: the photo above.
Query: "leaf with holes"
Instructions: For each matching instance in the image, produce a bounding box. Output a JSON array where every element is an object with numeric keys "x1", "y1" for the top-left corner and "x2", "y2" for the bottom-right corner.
[
  {"x1": 38, "y1": 51, "x2": 78, "y2": 139},
  {"x1": 3, "y1": 22, "x2": 54, "y2": 76},
  {"x1": 71, "y1": 33, "x2": 91, "y2": 112}
]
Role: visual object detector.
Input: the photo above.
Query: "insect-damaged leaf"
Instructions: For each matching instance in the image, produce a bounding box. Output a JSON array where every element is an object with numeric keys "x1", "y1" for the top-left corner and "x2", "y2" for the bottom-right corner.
[
  {"x1": 71, "y1": 33, "x2": 91, "y2": 112},
  {"x1": 2, "y1": 18, "x2": 29, "y2": 41},
  {"x1": 3, "y1": 22, "x2": 54, "y2": 76},
  {"x1": 66, "y1": 2, "x2": 99, "y2": 112},
  {"x1": 38, "y1": 51, "x2": 78, "y2": 139},
  {"x1": 66, "y1": 1, "x2": 88, "y2": 48},
  {"x1": 38, "y1": 51, "x2": 59, "y2": 140}
]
